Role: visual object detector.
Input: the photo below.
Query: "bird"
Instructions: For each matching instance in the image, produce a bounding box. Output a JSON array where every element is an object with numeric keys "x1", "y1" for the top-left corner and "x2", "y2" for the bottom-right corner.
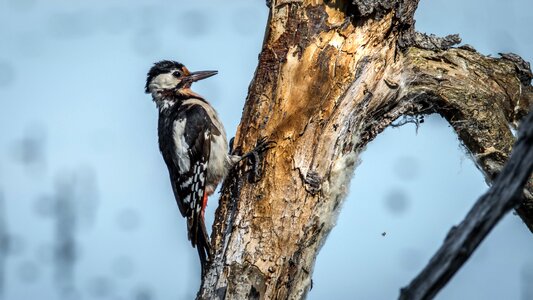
[{"x1": 145, "y1": 60, "x2": 239, "y2": 275}]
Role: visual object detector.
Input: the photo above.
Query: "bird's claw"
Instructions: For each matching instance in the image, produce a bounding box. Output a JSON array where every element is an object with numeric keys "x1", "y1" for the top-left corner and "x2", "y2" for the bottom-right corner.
[
  {"x1": 254, "y1": 137, "x2": 276, "y2": 153},
  {"x1": 243, "y1": 137, "x2": 276, "y2": 183}
]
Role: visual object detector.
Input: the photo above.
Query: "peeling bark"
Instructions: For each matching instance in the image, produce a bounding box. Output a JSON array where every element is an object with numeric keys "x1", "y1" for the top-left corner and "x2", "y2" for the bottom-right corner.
[{"x1": 197, "y1": 0, "x2": 533, "y2": 299}]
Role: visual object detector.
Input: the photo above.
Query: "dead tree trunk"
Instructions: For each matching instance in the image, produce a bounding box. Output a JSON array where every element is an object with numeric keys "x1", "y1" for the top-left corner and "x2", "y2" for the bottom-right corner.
[{"x1": 198, "y1": 1, "x2": 533, "y2": 299}]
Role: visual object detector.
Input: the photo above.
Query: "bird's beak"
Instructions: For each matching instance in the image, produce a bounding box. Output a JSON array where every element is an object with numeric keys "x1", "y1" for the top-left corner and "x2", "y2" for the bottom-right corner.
[{"x1": 187, "y1": 70, "x2": 218, "y2": 82}]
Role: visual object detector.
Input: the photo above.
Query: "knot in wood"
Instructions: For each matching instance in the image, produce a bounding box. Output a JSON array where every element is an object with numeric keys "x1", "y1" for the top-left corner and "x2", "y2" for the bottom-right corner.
[{"x1": 304, "y1": 170, "x2": 322, "y2": 196}]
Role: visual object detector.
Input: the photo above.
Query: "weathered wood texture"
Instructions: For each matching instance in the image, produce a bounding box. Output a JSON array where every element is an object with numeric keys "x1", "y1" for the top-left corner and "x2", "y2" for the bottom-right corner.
[
  {"x1": 400, "y1": 109, "x2": 533, "y2": 299},
  {"x1": 198, "y1": 0, "x2": 533, "y2": 299},
  {"x1": 402, "y1": 48, "x2": 533, "y2": 231}
]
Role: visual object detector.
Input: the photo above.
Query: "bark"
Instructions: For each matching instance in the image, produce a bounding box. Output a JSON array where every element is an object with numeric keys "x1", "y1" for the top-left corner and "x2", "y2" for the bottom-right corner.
[{"x1": 198, "y1": 1, "x2": 533, "y2": 299}]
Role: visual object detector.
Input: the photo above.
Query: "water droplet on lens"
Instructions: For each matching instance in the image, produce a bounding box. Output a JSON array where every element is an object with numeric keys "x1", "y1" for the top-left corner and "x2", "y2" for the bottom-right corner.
[
  {"x1": 134, "y1": 286, "x2": 154, "y2": 300},
  {"x1": 11, "y1": 124, "x2": 46, "y2": 168},
  {"x1": 384, "y1": 188, "x2": 410, "y2": 215}
]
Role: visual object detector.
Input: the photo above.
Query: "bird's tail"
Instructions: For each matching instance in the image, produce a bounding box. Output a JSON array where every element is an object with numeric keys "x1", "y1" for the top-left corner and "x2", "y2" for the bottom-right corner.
[
  {"x1": 196, "y1": 216, "x2": 211, "y2": 276},
  {"x1": 188, "y1": 192, "x2": 212, "y2": 276}
]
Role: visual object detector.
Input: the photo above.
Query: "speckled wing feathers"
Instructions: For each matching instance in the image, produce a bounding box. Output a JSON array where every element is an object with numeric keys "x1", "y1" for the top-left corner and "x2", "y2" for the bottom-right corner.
[{"x1": 158, "y1": 103, "x2": 211, "y2": 247}]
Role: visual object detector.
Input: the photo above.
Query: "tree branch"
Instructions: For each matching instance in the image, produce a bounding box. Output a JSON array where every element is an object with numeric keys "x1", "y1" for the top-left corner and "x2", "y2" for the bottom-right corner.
[
  {"x1": 399, "y1": 108, "x2": 533, "y2": 300},
  {"x1": 402, "y1": 47, "x2": 533, "y2": 232}
]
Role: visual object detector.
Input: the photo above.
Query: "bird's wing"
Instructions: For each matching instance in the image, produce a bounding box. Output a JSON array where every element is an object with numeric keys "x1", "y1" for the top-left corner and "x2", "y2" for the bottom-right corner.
[
  {"x1": 167, "y1": 105, "x2": 211, "y2": 218},
  {"x1": 167, "y1": 104, "x2": 211, "y2": 246}
]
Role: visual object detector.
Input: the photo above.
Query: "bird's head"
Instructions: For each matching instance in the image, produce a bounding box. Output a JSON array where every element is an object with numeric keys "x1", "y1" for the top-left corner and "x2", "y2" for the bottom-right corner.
[{"x1": 145, "y1": 60, "x2": 217, "y2": 104}]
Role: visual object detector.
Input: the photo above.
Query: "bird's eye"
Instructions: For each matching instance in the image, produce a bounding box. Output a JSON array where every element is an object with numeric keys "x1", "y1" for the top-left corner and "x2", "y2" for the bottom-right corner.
[{"x1": 172, "y1": 71, "x2": 181, "y2": 78}]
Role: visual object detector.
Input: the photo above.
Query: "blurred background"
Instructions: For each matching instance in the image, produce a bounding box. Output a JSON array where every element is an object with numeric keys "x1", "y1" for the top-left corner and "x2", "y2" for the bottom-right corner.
[{"x1": 0, "y1": 0, "x2": 532, "y2": 299}]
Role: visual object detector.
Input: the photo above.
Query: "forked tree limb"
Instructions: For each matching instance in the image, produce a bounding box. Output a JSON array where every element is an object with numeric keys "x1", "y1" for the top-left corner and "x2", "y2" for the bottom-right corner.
[
  {"x1": 197, "y1": 1, "x2": 533, "y2": 299},
  {"x1": 399, "y1": 108, "x2": 533, "y2": 300}
]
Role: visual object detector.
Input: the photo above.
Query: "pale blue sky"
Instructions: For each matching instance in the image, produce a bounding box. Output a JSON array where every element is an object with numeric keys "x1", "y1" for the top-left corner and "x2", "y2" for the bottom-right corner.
[{"x1": 0, "y1": 0, "x2": 531, "y2": 299}]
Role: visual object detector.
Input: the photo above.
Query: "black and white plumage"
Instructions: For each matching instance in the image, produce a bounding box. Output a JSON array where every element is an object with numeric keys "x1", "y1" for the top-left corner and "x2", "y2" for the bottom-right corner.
[{"x1": 145, "y1": 60, "x2": 238, "y2": 273}]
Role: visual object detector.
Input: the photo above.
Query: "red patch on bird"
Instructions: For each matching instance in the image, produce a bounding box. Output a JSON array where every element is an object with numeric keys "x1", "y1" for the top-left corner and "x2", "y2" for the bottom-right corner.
[{"x1": 201, "y1": 192, "x2": 208, "y2": 219}]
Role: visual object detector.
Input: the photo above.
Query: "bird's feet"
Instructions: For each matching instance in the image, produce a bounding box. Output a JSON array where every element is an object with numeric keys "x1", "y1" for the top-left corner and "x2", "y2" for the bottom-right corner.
[
  {"x1": 230, "y1": 137, "x2": 275, "y2": 183},
  {"x1": 242, "y1": 137, "x2": 276, "y2": 183}
]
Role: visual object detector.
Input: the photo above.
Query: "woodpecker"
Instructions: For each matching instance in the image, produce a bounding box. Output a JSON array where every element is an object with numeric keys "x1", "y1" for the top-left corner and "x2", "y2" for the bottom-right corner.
[{"x1": 145, "y1": 60, "x2": 239, "y2": 274}]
